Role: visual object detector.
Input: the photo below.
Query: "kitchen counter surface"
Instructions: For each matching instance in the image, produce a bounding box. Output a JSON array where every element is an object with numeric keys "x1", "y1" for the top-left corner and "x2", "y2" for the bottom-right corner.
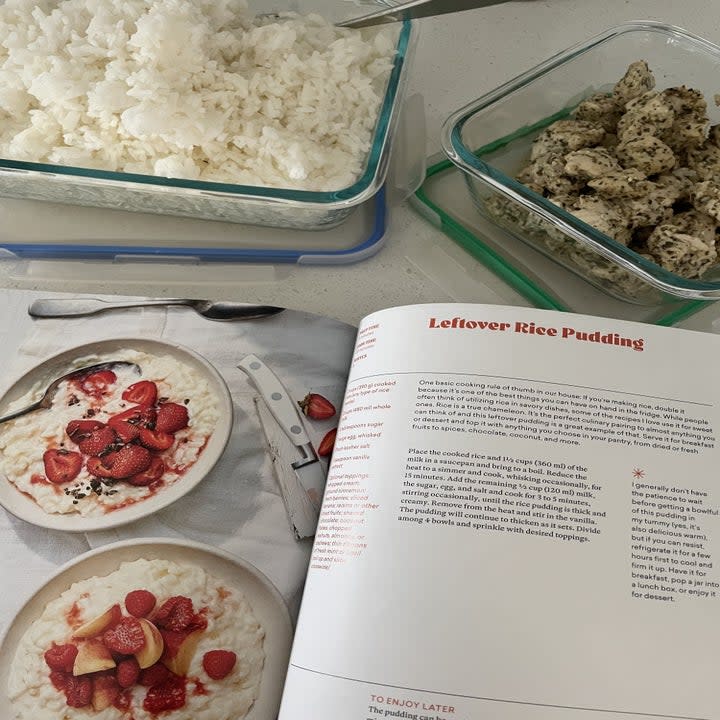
[{"x1": 3, "y1": 0, "x2": 720, "y2": 332}]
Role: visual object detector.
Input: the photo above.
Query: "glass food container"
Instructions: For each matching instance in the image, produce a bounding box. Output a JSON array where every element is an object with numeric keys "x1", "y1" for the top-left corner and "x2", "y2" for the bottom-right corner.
[
  {"x1": 441, "y1": 22, "x2": 720, "y2": 305},
  {"x1": 0, "y1": 0, "x2": 415, "y2": 229}
]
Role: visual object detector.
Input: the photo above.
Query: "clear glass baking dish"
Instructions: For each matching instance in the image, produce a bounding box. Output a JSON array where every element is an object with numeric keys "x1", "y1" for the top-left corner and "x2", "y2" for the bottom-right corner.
[
  {"x1": 441, "y1": 22, "x2": 720, "y2": 305},
  {"x1": 0, "y1": 0, "x2": 415, "y2": 229}
]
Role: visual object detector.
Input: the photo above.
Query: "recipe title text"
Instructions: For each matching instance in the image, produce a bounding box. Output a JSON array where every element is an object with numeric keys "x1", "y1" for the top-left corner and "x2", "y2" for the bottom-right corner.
[{"x1": 428, "y1": 316, "x2": 644, "y2": 352}]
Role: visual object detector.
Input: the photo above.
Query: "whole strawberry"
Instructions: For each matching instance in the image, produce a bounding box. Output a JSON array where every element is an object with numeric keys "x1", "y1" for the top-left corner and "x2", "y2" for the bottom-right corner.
[{"x1": 298, "y1": 393, "x2": 336, "y2": 420}]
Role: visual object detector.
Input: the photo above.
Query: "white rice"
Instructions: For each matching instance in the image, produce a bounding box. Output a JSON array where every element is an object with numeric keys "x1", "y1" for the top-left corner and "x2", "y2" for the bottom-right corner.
[{"x1": 0, "y1": 0, "x2": 398, "y2": 190}]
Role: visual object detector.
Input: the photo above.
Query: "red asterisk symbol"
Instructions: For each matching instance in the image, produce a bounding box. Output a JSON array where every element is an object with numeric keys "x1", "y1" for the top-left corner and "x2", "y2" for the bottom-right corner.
[{"x1": 632, "y1": 468, "x2": 645, "y2": 479}]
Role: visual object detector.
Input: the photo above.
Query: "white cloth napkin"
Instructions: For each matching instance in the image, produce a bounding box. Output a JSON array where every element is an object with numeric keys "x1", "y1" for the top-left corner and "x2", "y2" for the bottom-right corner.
[{"x1": 0, "y1": 291, "x2": 355, "y2": 632}]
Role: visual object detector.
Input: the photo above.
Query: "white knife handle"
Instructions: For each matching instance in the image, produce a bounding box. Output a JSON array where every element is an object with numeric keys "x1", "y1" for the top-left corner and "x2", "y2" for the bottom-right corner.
[{"x1": 238, "y1": 355, "x2": 311, "y2": 446}]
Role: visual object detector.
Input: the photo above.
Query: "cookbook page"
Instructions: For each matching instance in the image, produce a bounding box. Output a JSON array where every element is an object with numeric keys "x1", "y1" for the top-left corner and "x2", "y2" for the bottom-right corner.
[{"x1": 279, "y1": 303, "x2": 720, "y2": 720}]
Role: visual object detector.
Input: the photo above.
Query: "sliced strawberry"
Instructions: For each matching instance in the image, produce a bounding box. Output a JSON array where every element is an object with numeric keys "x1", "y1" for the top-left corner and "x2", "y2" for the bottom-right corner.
[
  {"x1": 64, "y1": 675, "x2": 93, "y2": 708},
  {"x1": 50, "y1": 669, "x2": 70, "y2": 691},
  {"x1": 138, "y1": 428, "x2": 174, "y2": 451},
  {"x1": 125, "y1": 589, "x2": 157, "y2": 618},
  {"x1": 44, "y1": 643, "x2": 78, "y2": 673},
  {"x1": 66, "y1": 420, "x2": 105, "y2": 444},
  {"x1": 155, "y1": 403, "x2": 189, "y2": 434},
  {"x1": 116, "y1": 657, "x2": 141, "y2": 689},
  {"x1": 122, "y1": 380, "x2": 158, "y2": 407},
  {"x1": 102, "y1": 616, "x2": 146, "y2": 655},
  {"x1": 86, "y1": 455, "x2": 116, "y2": 479},
  {"x1": 127, "y1": 456, "x2": 165, "y2": 487},
  {"x1": 107, "y1": 418, "x2": 140, "y2": 443},
  {"x1": 43, "y1": 449, "x2": 82, "y2": 484},
  {"x1": 110, "y1": 405, "x2": 157, "y2": 429},
  {"x1": 139, "y1": 662, "x2": 173, "y2": 687},
  {"x1": 108, "y1": 444, "x2": 152, "y2": 480},
  {"x1": 143, "y1": 676, "x2": 186, "y2": 713},
  {"x1": 153, "y1": 596, "x2": 194, "y2": 632},
  {"x1": 202, "y1": 650, "x2": 236, "y2": 680},
  {"x1": 298, "y1": 392, "x2": 336, "y2": 420},
  {"x1": 77, "y1": 426, "x2": 117, "y2": 456},
  {"x1": 79, "y1": 370, "x2": 117, "y2": 397},
  {"x1": 317, "y1": 427, "x2": 337, "y2": 457}
]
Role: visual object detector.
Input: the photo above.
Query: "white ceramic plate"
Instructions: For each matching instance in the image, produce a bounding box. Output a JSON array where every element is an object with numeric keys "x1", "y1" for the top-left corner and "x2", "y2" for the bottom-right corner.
[
  {"x1": 0, "y1": 338, "x2": 233, "y2": 532},
  {"x1": 0, "y1": 538, "x2": 294, "y2": 720}
]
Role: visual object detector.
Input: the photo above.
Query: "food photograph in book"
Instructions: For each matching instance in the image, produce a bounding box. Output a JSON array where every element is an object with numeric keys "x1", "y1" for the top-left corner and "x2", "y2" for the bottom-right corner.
[{"x1": 0, "y1": 289, "x2": 357, "y2": 720}]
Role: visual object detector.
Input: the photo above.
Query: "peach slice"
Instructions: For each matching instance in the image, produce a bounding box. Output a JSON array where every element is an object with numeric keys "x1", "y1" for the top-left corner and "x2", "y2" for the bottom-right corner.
[
  {"x1": 161, "y1": 628, "x2": 204, "y2": 676},
  {"x1": 72, "y1": 603, "x2": 122, "y2": 639},
  {"x1": 134, "y1": 618, "x2": 164, "y2": 669},
  {"x1": 73, "y1": 639, "x2": 116, "y2": 676}
]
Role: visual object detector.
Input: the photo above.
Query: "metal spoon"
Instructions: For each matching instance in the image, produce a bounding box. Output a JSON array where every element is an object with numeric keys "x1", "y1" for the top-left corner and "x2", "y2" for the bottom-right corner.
[
  {"x1": 28, "y1": 298, "x2": 285, "y2": 322},
  {"x1": 0, "y1": 361, "x2": 140, "y2": 425}
]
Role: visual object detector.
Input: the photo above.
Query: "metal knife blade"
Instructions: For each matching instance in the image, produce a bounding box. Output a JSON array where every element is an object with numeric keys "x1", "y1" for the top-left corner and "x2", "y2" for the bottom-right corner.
[{"x1": 255, "y1": 397, "x2": 320, "y2": 540}]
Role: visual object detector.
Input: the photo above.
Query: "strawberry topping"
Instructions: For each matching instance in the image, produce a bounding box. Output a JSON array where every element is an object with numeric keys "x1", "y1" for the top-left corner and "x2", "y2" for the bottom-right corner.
[
  {"x1": 202, "y1": 650, "x2": 237, "y2": 680},
  {"x1": 108, "y1": 444, "x2": 152, "y2": 479},
  {"x1": 122, "y1": 380, "x2": 158, "y2": 407},
  {"x1": 155, "y1": 403, "x2": 189, "y2": 433},
  {"x1": 116, "y1": 657, "x2": 141, "y2": 689},
  {"x1": 153, "y1": 596, "x2": 194, "y2": 632},
  {"x1": 77, "y1": 426, "x2": 117, "y2": 456},
  {"x1": 110, "y1": 405, "x2": 157, "y2": 428},
  {"x1": 143, "y1": 676, "x2": 186, "y2": 713},
  {"x1": 43, "y1": 449, "x2": 82, "y2": 484},
  {"x1": 127, "y1": 456, "x2": 165, "y2": 487},
  {"x1": 125, "y1": 589, "x2": 157, "y2": 618},
  {"x1": 66, "y1": 420, "x2": 105, "y2": 443},
  {"x1": 78, "y1": 370, "x2": 117, "y2": 397},
  {"x1": 102, "y1": 616, "x2": 146, "y2": 655},
  {"x1": 64, "y1": 675, "x2": 93, "y2": 708},
  {"x1": 138, "y1": 428, "x2": 174, "y2": 451},
  {"x1": 106, "y1": 418, "x2": 140, "y2": 443},
  {"x1": 86, "y1": 455, "x2": 116, "y2": 479}
]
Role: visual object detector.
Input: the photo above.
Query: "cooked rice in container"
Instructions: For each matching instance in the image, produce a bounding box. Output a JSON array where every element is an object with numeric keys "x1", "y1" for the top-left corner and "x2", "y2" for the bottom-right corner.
[{"x1": 0, "y1": 0, "x2": 398, "y2": 190}]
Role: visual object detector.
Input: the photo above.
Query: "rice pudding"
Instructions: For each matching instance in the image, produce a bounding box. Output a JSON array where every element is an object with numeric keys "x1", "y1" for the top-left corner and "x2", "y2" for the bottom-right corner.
[
  {"x1": 0, "y1": 348, "x2": 220, "y2": 516},
  {"x1": 7, "y1": 558, "x2": 265, "y2": 719}
]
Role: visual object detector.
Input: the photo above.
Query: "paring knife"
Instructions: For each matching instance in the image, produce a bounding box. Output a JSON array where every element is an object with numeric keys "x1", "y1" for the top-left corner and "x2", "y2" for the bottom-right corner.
[
  {"x1": 238, "y1": 354, "x2": 325, "y2": 539},
  {"x1": 254, "y1": 397, "x2": 320, "y2": 540}
]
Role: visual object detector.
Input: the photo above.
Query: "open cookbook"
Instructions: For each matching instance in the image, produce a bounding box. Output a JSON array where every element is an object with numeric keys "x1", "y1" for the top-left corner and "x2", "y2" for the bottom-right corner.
[{"x1": 0, "y1": 288, "x2": 718, "y2": 720}]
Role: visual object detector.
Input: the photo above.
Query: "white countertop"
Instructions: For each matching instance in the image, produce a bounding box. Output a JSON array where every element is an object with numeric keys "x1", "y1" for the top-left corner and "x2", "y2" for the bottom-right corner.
[{"x1": 3, "y1": 0, "x2": 720, "y2": 331}]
